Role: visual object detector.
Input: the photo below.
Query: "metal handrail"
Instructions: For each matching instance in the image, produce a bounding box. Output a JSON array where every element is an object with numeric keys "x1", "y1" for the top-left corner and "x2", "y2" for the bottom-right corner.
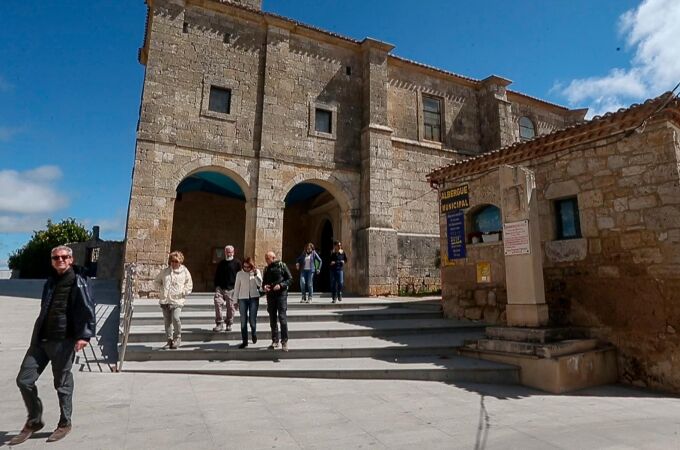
[{"x1": 117, "y1": 263, "x2": 136, "y2": 372}]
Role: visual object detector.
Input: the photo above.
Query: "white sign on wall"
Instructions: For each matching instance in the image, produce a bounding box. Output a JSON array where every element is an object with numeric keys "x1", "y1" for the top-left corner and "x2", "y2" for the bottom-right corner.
[{"x1": 503, "y1": 220, "x2": 531, "y2": 256}]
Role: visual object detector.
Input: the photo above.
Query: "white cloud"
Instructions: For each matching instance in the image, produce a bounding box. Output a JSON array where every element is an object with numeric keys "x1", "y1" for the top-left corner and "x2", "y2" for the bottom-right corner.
[
  {"x1": 82, "y1": 212, "x2": 127, "y2": 240},
  {"x1": 558, "y1": 0, "x2": 680, "y2": 117},
  {"x1": 0, "y1": 215, "x2": 48, "y2": 233},
  {"x1": 0, "y1": 166, "x2": 68, "y2": 215}
]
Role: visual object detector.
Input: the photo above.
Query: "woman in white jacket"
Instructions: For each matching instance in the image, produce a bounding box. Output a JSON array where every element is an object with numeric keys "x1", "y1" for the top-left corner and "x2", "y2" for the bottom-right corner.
[
  {"x1": 154, "y1": 251, "x2": 193, "y2": 349},
  {"x1": 233, "y1": 257, "x2": 262, "y2": 349}
]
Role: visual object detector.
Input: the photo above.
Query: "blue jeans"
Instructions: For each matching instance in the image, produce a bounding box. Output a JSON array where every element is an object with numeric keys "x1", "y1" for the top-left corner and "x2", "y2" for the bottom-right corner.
[
  {"x1": 300, "y1": 270, "x2": 315, "y2": 299},
  {"x1": 238, "y1": 297, "x2": 259, "y2": 343},
  {"x1": 330, "y1": 271, "x2": 344, "y2": 298}
]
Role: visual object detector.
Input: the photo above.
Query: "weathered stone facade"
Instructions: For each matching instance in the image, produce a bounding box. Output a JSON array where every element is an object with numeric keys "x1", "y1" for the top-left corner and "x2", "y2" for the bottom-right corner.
[
  {"x1": 126, "y1": 0, "x2": 584, "y2": 296},
  {"x1": 429, "y1": 96, "x2": 680, "y2": 393}
]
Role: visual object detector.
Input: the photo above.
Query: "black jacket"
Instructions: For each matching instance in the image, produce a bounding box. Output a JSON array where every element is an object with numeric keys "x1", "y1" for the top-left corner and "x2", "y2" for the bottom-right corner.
[
  {"x1": 214, "y1": 259, "x2": 241, "y2": 290},
  {"x1": 31, "y1": 265, "x2": 96, "y2": 345},
  {"x1": 262, "y1": 260, "x2": 292, "y2": 297}
]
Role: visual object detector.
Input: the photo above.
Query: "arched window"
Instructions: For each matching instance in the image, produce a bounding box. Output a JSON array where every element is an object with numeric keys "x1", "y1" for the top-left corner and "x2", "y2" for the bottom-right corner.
[
  {"x1": 519, "y1": 116, "x2": 536, "y2": 141},
  {"x1": 469, "y1": 205, "x2": 502, "y2": 243}
]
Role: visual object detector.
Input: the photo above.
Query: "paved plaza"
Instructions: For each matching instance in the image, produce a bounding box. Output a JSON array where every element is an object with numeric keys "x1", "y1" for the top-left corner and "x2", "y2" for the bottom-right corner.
[{"x1": 1, "y1": 293, "x2": 679, "y2": 449}]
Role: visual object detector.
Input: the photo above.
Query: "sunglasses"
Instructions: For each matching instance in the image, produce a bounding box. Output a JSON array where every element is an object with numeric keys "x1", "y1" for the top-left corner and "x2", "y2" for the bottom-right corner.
[
  {"x1": 169, "y1": 260, "x2": 180, "y2": 264},
  {"x1": 51, "y1": 255, "x2": 71, "y2": 261}
]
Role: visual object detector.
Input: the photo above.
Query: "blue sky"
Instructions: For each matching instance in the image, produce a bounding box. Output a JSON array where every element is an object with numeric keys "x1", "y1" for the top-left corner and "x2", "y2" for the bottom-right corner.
[{"x1": 1, "y1": 0, "x2": 678, "y2": 269}]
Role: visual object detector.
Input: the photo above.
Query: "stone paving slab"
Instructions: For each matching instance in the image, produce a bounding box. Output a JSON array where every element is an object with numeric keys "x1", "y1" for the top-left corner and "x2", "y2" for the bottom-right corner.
[{"x1": 3, "y1": 294, "x2": 680, "y2": 449}]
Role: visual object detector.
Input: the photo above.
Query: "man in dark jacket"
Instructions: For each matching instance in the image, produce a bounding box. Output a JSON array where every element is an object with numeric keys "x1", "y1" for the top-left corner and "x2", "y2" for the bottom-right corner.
[
  {"x1": 10, "y1": 245, "x2": 96, "y2": 445},
  {"x1": 262, "y1": 251, "x2": 292, "y2": 351},
  {"x1": 213, "y1": 245, "x2": 241, "y2": 332}
]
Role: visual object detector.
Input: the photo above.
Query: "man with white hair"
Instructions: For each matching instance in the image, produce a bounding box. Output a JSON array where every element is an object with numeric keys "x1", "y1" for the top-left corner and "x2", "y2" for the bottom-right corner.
[
  {"x1": 10, "y1": 245, "x2": 95, "y2": 445},
  {"x1": 212, "y1": 245, "x2": 241, "y2": 332}
]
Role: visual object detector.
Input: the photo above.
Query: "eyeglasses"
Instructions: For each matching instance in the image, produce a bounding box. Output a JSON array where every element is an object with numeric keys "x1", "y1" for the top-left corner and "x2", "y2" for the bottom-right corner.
[
  {"x1": 169, "y1": 260, "x2": 180, "y2": 264},
  {"x1": 51, "y1": 255, "x2": 71, "y2": 261},
  {"x1": 243, "y1": 266, "x2": 252, "y2": 270}
]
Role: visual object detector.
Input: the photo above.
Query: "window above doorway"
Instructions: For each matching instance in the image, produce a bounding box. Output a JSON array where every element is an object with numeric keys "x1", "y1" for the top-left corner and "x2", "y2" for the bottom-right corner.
[
  {"x1": 200, "y1": 76, "x2": 239, "y2": 121},
  {"x1": 309, "y1": 102, "x2": 337, "y2": 140}
]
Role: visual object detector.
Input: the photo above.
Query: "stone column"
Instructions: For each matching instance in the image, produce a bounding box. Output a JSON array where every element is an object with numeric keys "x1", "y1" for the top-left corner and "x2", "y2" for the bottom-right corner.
[
  {"x1": 356, "y1": 38, "x2": 398, "y2": 296},
  {"x1": 478, "y1": 75, "x2": 514, "y2": 151},
  {"x1": 499, "y1": 165, "x2": 549, "y2": 327}
]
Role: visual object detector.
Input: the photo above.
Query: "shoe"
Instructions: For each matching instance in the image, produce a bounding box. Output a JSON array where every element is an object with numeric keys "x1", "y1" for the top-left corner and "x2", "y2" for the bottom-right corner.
[
  {"x1": 46, "y1": 424, "x2": 72, "y2": 443},
  {"x1": 161, "y1": 339, "x2": 173, "y2": 350},
  {"x1": 213, "y1": 324, "x2": 225, "y2": 332},
  {"x1": 282, "y1": 342, "x2": 289, "y2": 352},
  {"x1": 9, "y1": 421, "x2": 44, "y2": 445},
  {"x1": 252, "y1": 334, "x2": 258, "y2": 344},
  {"x1": 226, "y1": 325, "x2": 232, "y2": 332},
  {"x1": 338, "y1": 294, "x2": 342, "y2": 302},
  {"x1": 307, "y1": 297, "x2": 312, "y2": 304},
  {"x1": 238, "y1": 342, "x2": 248, "y2": 349},
  {"x1": 268, "y1": 342, "x2": 279, "y2": 350},
  {"x1": 172, "y1": 337, "x2": 181, "y2": 348},
  {"x1": 332, "y1": 298, "x2": 337, "y2": 304},
  {"x1": 300, "y1": 296, "x2": 306, "y2": 303}
]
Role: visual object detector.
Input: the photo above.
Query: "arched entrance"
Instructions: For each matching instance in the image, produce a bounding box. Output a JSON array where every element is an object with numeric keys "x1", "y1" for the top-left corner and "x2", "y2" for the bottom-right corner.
[
  {"x1": 171, "y1": 171, "x2": 247, "y2": 291},
  {"x1": 282, "y1": 182, "x2": 343, "y2": 295}
]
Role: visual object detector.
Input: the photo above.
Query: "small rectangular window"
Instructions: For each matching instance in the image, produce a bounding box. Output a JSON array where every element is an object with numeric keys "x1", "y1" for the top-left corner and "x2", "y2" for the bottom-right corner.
[
  {"x1": 555, "y1": 197, "x2": 581, "y2": 240},
  {"x1": 346, "y1": 66, "x2": 352, "y2": 76},
  {"x1": 315, "y1": 108, "x2": 332, "y2": 134},
  {"x1": 423, "y1": 95, "x2": 442, "y2": 142},
  {"x1": 208, "y1": 86, "x2": 231, "y2": 114},
  {"x1": 183, "y1": 22, "x2": 188, "y2": 34}
]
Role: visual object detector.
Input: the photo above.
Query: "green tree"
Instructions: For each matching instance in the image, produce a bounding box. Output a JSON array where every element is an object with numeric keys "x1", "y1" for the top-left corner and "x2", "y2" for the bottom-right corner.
[{"x1": 8, "y1": 218, "x2": 92, "y2": 278}]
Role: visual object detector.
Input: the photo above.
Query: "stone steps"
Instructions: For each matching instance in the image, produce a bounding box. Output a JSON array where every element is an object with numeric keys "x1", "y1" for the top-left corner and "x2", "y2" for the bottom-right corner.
[
  {"x1": 120, "y1": 295, "x2": 520, "y2": 384},
  {"x1": 125, "y1": 318, "x2": 483, "y2": 342},
  {"x1": 123, "y1": 332, "x2": 480, "y2": 361},
  {"x1": 129, "y1": 307, "x2": 443, "y2": 325}
]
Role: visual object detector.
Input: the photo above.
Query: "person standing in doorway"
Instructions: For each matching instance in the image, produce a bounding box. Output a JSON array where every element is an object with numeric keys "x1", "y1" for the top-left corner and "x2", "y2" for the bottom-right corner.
[
  {"x1": 233, "y1": 257, "x2": 262, "y2": 349},
  {"x1": 10, "y1": 246, "x2": 95, "y2": 445},
  {"x1": 295, "y1": 243, "x2": 322, "y2": 303},
  {"x1": 262, "y1": 251, "x2": 292, "y2": 351},
  {"x1": 213, "y1": 245, "x2": 241, "y2": 332},
  {"x1": 329, "y1": 241, "x2": 348, "y2": 304},
  {"x1": 155, "y1": 251, "x2": 193, "y2": 349}
]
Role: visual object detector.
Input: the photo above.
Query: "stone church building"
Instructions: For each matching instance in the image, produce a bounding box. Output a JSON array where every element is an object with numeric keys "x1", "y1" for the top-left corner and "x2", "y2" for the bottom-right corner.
[{"x1": 124, "y1": 0, "x2": 586, "y2": 295}]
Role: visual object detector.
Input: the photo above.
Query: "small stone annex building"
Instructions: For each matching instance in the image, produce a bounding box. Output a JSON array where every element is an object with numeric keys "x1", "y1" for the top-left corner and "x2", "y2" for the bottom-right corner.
[
  {"x1": 124, "y1": 0, "x2": 586, "y2": 295},
  {"x1": 428, "y1": 94, "x2": 680, "y2": 393}
]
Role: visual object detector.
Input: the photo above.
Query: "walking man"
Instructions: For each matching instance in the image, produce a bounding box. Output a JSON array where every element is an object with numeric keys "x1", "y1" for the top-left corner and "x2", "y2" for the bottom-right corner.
[
  {"x1": 262, "y1": 251, "x2": 292, "y2": 351},
  {"x1": 213, "y1": 245, "x2": 241, "y2": 332},
  {"x1": 10, "y1": 245, "x2": 96, "y2": 445}
]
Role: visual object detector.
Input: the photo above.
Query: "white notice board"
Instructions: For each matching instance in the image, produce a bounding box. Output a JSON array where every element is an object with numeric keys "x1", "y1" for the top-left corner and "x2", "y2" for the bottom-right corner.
[{"x1": 503, "y1": 220, "x2": 531, "y2": 256}]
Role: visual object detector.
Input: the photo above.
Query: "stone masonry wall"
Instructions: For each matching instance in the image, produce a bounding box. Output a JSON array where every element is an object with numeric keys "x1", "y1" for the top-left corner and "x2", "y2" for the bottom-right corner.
[{"x1": 439, "y1": 121, "x2": 680, "y2": 392}]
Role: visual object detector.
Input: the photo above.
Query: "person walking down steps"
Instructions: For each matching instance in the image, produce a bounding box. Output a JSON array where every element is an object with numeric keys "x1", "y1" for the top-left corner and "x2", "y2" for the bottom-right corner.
[
  {"x1": 263, "y1": 251, "x2": 292, "y2": 351},
  {"x1": 295, "y1": 243, "x2": 322, "y2": 303},
  {"x1": 213, "y1": 245, "x2": 241, "y2": 332},
  {"x1": 233, "y1": 257, "x2": 262, "y2": 349},
  {"x1": 154, "y1": 251, "x2": 193, "y2": 350},
  {"x1": 329, "y1": 240, "x2": 348, "y2": 304}
]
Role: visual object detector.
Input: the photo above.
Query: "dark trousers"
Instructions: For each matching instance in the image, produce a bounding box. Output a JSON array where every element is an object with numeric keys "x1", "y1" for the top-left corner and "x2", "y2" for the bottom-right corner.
[
  {"x1": 266, "y1": 293, "x2": 288, "y2": 343},
  {"x1": 16, "y1": 339, "x2": 76, "y2": 427},
  {"x1": 238, "y1": 297, "x2": 259, "y2": 343},
  {"x1": 330, "y1": 271, "x2": 344, "y2": 298}
]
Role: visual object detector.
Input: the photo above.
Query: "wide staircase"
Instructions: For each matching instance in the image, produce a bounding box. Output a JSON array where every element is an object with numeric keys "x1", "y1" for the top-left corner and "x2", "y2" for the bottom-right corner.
[{"x1": 120, "y1": 293, "x2": 519, "y2": 384}]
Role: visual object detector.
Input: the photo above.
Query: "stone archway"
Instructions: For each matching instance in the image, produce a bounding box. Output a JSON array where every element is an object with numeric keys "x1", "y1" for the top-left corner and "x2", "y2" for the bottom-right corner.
[
  {"x1": 280, "y1": 179, "x2": 353, "y2": 295},
  {"x1": 170, "y1": 170, "x2": 250, "y2": 291}
]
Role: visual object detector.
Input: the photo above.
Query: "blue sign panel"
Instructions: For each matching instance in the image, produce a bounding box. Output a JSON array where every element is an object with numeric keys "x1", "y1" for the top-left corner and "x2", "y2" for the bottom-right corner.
[{"x1": 446, "y1": 210, "x2": 466, "y2": 260}]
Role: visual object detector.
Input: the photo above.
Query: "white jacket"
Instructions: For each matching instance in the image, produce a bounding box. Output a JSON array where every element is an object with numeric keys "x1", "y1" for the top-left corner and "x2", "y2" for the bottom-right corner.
[
  {"x1": 233, "y1": 269, "x2": 262, "y2": 300},
  {"x1": 154, "y1": 265, "x2": 193, "y2": 307}
]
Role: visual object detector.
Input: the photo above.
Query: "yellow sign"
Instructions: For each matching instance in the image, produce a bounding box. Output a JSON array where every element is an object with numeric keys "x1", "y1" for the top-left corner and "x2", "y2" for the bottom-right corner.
[
  {"x1": 476, "y1": 262, "x2": 491, "y2": 283},
  {"x1": 440, "y1": 184, "x2": 470, "y2": 214}
]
